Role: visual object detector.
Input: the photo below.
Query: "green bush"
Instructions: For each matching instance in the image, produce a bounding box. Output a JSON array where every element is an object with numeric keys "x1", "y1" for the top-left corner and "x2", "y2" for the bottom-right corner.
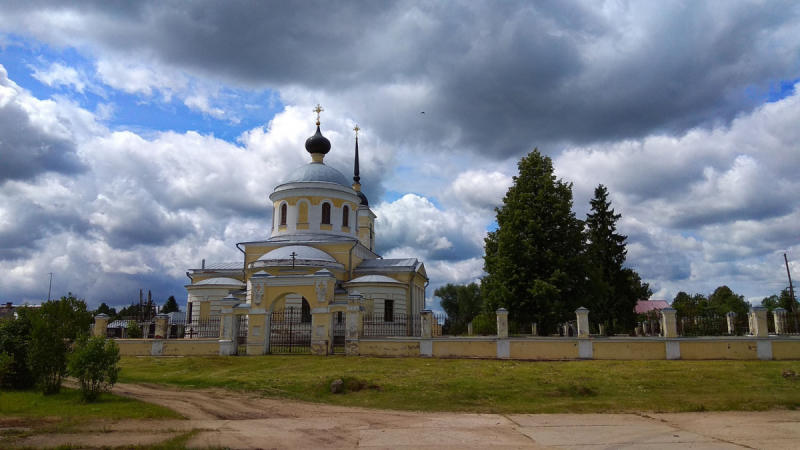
[
  {"x1": 471, "y1": 313, "x2": 497, "y2": 335},
  {"x1": 27, "y1": 293, "x2": 93, "y2": 395},
  {"x1": 0, "y1": 309, "x2": 35, "y2": 389},
  {"x1": 68, "y1": 336, "x2": 121, "y2": 402},
  {"x1": 0, "y1": 351, "x2": 13, "y2": 389},
  {"x1": 126, "y1": 322, "x2": 143, "y2": 338}
]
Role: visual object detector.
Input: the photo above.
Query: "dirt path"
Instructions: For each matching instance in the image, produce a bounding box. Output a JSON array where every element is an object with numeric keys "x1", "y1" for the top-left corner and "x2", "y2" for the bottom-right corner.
[{"x1": 10, "y1": 383, "x2": 800, "y2": 449}]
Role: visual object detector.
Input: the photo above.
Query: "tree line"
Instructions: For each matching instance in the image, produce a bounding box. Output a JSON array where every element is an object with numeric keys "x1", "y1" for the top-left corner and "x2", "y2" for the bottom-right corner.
[
  {"x1": 94, "y1": 295, "x2": 181, "y2": 321},
  {"x1": 437, "y1": 149, "x2": 650, "y2": 335}
]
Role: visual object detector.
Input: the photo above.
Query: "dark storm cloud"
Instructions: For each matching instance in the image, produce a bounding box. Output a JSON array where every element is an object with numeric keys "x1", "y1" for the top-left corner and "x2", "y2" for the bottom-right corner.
[
  {"x1": 0, "y1": 83, "x2": 86, "y2": 182},
  {"x1": 3, "y1": 1, "x2": 798, "y2": 158},
  {"x1": 0, "y1": 196, "x2": 89, "y2": 260}
]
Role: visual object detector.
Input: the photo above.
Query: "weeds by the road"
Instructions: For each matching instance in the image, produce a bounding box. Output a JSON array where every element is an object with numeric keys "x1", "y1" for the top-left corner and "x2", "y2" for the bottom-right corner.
[
  {"x1": 0, "y1": 387, "x2": 181, "y2": 420},
  {"x1": 118, "y1": 356, "x2": 800, "y2": 414}
]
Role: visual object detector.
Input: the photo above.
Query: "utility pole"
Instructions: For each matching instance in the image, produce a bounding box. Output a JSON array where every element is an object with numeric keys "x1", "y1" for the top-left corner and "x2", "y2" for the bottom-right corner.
[
  {"x1": 786, "y1": 253, "x2": 796, "y2": 313},
  {"x1": 47, "y1": 273, "x2": 52, "y2": 301}
]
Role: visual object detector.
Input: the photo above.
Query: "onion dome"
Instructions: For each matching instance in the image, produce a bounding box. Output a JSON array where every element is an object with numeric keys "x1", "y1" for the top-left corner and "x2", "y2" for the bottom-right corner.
[{"x1": 305, "y1": 126, "x2": 331, "y2": 155}]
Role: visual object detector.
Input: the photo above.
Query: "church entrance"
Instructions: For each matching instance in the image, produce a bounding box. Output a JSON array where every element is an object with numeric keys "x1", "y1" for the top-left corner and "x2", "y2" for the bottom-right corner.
[{"x1": 269, "y1": 298, "x2": 312, "y2": 354}]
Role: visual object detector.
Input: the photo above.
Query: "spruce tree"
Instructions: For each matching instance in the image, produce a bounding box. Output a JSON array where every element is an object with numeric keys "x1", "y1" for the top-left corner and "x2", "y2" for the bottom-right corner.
[
  {"x1": 161, "y1": 296, "x2": 180, "y2": 314},
  {"x1": 585, "y1": 185, "x2": 650, "y2": 332},
  {"x1": 483, "y1": 149, "x2": 587, "y2": 334}
]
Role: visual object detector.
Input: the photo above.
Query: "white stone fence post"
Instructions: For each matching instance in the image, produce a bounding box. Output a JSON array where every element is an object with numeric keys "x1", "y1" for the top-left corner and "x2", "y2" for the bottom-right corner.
[
  {"x1": 749, "y1": 306, "x2": 769, "y2": 338},
  {"x1": 496, "y1": 308, "x2": 509, "y2": 339},
  {"x1": 575, "y1": 307, "x2": 589, "y2": 337},
  {"x1": 726, "y1": 311, "x2": 737, "y2": 335},
  {"x1": 661, "y1": 307, "x2": 677, "y2": 338}
]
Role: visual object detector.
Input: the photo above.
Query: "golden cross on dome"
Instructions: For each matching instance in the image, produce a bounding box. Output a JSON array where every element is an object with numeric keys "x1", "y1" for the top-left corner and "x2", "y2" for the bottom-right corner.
[
  {"x1": 353, "y1": 124, "x2": 360, "y2": 139},
  {"x1": 313, "y1": 103, "x2": 324, "y2": 125}
]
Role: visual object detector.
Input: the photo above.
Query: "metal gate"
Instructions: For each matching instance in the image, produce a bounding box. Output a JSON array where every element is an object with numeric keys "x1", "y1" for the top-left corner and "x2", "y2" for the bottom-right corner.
[
  {"x1": 235, "y1": 315, "x2": 248, "y2": 356},
  {"x1": 332, "y1": 311, "x2": 345, "y2": 354},
  {"x1": 269, "y1": 307, "x2": 312, "y2": 354}
]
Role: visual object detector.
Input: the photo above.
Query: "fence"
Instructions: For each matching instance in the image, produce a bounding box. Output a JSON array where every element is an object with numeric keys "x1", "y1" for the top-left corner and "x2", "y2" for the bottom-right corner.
[
  {"x1": 677, "y1": 314, "x2": 729, "y2": 337},
  {"x1": 776, "y1": 311, "x2": 800, "y2": 335},
  {"x1": 363, "y1": 313, "x2": 418, "y2": 337},
  {"x1": 186, "y1": 317, "x2": 221, "y2": 339}
]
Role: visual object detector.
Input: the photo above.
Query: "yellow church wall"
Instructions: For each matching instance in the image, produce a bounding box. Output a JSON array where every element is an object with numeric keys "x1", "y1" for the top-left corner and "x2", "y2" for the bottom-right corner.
[
  {"x1": 510, "y1": 340, "x2": 580, "y2": 360},
  {"x1": 592, "y1": 341, "x2": 666, "y2": 360},
  {"x1": 770, "y1": 341, "x2": 800, "y2": 360},
  {"x1": 298, "y1": 202, "x2": 309, "y2": 223},
  {"x1": 679, "y1": 340, "x2": 758, "y2": 360},
  {"x1": 359, "y1": 340, "x2": 421, "y2": 357},
  {"x1": 281, "y1": 195, "x2": 357, "y2": 210},
  {"x1": 433, "y1": 340, "x2": 496, "y2": 358},
  {"x1": 115, "y1": 340, "x2": 155, "y2": 356},
  {"x1": 162, "y1": 340, "x2": 220, "y2": 356}
]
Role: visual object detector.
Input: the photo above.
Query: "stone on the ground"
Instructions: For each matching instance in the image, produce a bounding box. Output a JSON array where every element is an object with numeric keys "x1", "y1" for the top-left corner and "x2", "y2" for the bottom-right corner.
[{"x1": 331, "y1": 379, "x2": 344, "y2": 394}]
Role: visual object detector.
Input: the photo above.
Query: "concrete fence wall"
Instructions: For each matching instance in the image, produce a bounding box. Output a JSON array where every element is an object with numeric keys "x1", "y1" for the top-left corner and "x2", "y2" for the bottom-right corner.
[{"x1": 98, "y1": 305, "x2": 800, "y2": 361}]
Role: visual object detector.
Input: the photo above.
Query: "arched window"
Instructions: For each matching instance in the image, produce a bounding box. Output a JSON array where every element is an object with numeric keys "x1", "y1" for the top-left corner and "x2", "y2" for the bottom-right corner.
[
  {"x1": 321, "y1": 202, "x2": 331, "y2": 225},
  {"x1": 342, "y1": 205, "x2": 349, "y2": 227},
  {"x1": 280, "y1": 203, "x2": 288, "y2": 226}
]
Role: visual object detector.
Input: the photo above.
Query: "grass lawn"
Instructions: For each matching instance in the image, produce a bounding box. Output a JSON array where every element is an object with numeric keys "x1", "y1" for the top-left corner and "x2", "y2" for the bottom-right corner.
[
  {"x1": 119, "y1": 356, "x2": 800, "y2": 414},
  {"x1": 0, "y1": 387, "x2": 182, "y2": 421}
]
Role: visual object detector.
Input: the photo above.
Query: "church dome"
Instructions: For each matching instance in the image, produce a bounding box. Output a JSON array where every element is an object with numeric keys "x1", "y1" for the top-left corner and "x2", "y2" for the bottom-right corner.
[
  {"x1": 251, "y1": 245, "x2": 344, "y2": 270},
  {"x1": 258, "y1": 245, "x2": 336, "y2": 263},
  {"x1": 283, "y1": 163, "x2": 350, "y2": 187},
  {"x1": 305, "y1": 126, "x2": 331, "y2": 155},
  {"x1": 356, "y1": 190, "x2": 369, "y2": 206}
]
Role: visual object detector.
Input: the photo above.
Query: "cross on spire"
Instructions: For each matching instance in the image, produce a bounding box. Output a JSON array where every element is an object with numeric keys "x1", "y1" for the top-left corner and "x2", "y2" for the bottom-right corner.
[
  {"x1": 353, "y1": 124, "x2": 360, "y2": 140},
  {"x1": 289, "y1": 251, "x2": 298, "y2": 269},
  {"x1": 313, "y1": 104, "x2": 324, "y2": 126}
]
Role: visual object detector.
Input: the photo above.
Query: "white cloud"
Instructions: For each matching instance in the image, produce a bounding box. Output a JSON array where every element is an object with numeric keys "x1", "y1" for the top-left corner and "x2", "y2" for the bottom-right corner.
[
  {"x1": 184, "y1": 94, "x2": 225, "y2": 119},
  {"x1": 30, "y1": 61, "x2": 89, "y2": 93},
  {"x1": 95, "y1": 59, "x2": 186, "y2": 99},
  {"x1": 450, "y1": 170, "x2": 512, "y2": 211}
]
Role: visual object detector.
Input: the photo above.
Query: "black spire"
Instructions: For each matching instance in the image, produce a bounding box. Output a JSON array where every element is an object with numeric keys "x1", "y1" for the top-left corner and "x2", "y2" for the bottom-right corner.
[{"x1": 353, "y1": 125, "x2": 361, "y2": 184}]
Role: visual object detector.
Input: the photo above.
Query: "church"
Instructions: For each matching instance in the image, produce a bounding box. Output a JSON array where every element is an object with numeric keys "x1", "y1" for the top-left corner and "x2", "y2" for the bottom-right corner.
[{"x1": 183, "y1": 106, "x2": 428, "y2": 352}]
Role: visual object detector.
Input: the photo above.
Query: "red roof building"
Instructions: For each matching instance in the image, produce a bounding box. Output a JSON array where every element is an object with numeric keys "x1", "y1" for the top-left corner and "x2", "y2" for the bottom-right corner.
[{"x1": 634, "y1": 300, "x2": 670, "y2": 314}]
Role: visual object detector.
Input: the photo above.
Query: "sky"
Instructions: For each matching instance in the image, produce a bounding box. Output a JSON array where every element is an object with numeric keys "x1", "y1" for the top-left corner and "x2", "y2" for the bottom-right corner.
[{"x1": 0, "y1": 1, "x2": 799, "y2": 311}]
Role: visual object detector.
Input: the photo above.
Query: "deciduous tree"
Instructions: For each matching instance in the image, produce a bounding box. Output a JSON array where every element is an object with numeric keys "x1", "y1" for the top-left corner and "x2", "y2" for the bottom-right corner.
[
  {"x1": 435, "y1": 282, "x2": 483, "y2": 335},
  {"x1": 483, "y1": 149, "x2": 587, "y2": 334},
  {"x1": 27, "y1": 293, "x2": 93, "y2": 394},
  {"x1": 68, "y1": 335, "x2": 121, "y2": 402}
]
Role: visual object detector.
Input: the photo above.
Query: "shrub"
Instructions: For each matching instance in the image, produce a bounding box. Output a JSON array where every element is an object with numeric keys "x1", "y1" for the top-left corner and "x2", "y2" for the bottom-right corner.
[
  {"x1": 28, "y1": 320, "x2": 69, "y2": 395},
  {"x1": 0, "y1": 309, "x2": 35, "y2": 389},
  {"x1": 27, "y1": 294, "x2": 93, "y2": 395},
  {"x1": 126, "y1": 322, "x2": 143, "y2": 338},
  {"x1": 471, "y1": 313, "x2": 497, "y2": 335},
  {"x1": 68, "y1": 336, "x2": 121, "y2": 402},
  {"x1": 0, "y1": 351, "x2": 13, "y2": 389}
]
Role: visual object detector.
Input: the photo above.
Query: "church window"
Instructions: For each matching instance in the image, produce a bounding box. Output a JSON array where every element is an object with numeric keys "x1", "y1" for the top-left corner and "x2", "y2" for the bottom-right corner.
[
  {"x1": 321, "y1": 202, "x2": 331, "y2": 225},
  {"x1": 301, "y1": 297, "x2": 312, "y2": 323},
  {"x1": 187, "y1": 302, "x2": 193, "y2": 324},
  {"x1": 384, "y1": 300, "x2": 394, "y2": 321},
  {"x1": 336, "y1": 311, "x2": 343, "y2": 324},
  {"x1": 280, "y1": 203, "x2": 287, "y2": 226},
  {"x1": 342, "y1": 205, "x2": 349, "y2": 227}
]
